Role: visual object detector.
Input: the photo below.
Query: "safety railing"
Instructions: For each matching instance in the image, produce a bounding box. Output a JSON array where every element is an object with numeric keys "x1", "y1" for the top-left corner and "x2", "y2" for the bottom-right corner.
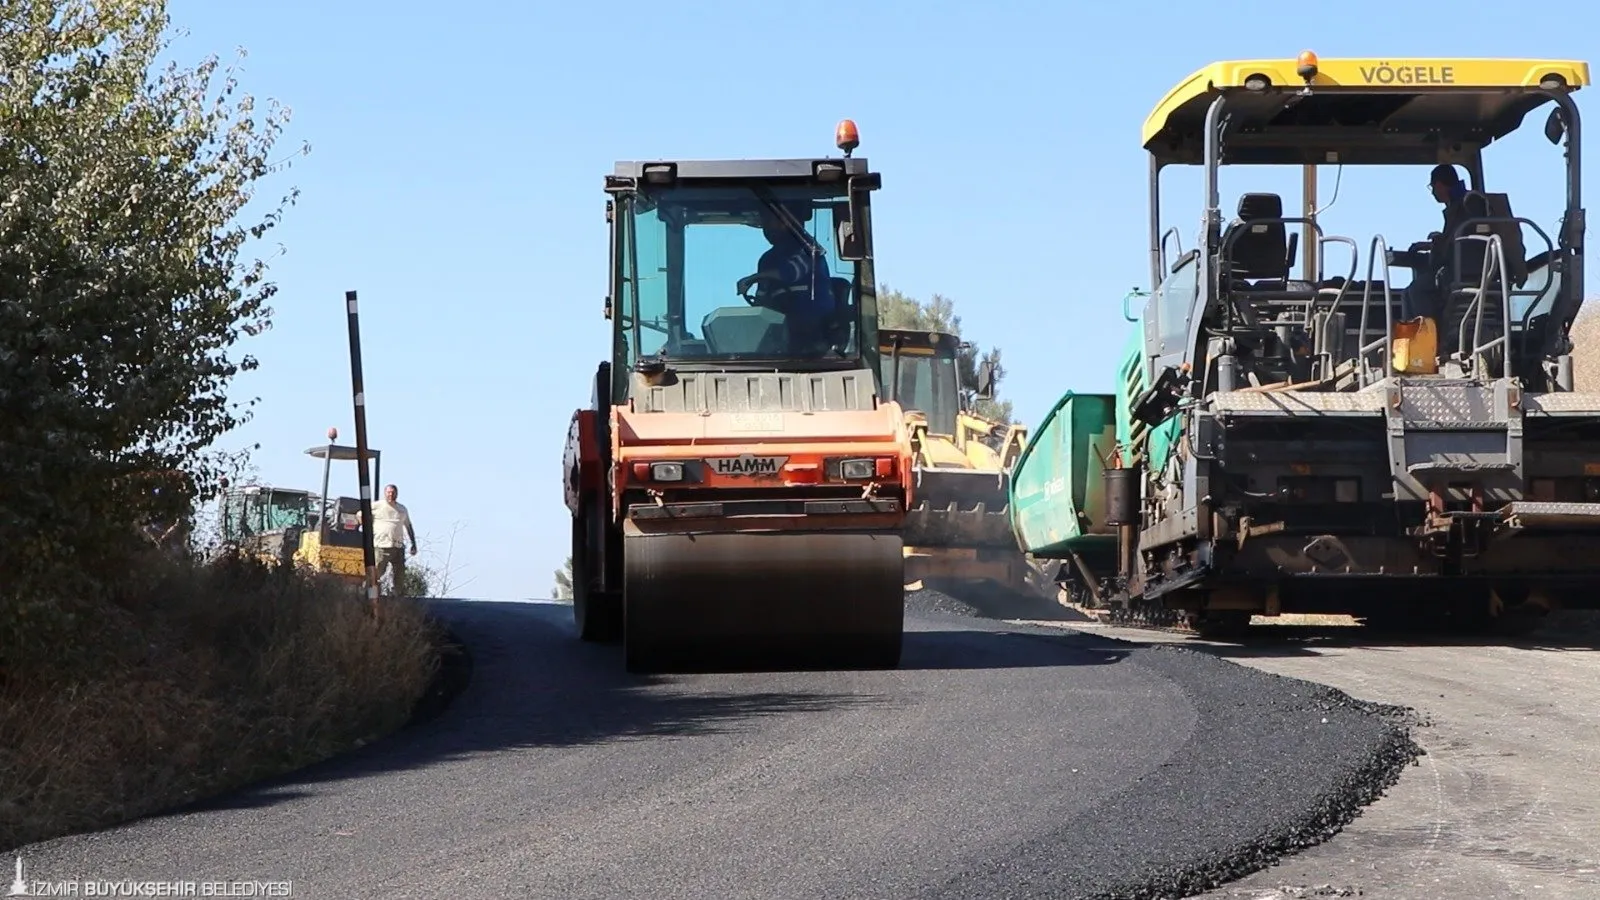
[
  {"x1": 1214, "y1": 219, "x2": 1367, "y2": 387},
  {"x1": 1158, "y1": 226, "x2": 1183, "y2": 277},
  {"x1": 1449, "y1": 232, "x2": 1514, "y2": 381},
  {"x1": 1301, "y1": 234, "x2": 1359, "y2": 323},
  {"x1": 1445, "y1": 215, "x2": 1556, "y2": 365},
  {"x1": 1356, "y1": 235, "x2": 1398, "y2": 388},
  {"x1": 1216, "y1": 215, "x2": 1327, "y2": 327}
]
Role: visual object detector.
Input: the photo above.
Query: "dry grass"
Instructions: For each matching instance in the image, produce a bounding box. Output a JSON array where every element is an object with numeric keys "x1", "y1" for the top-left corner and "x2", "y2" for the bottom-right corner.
[{"x1": 0, "y1": 551, "x2": 443, "y2": 852}]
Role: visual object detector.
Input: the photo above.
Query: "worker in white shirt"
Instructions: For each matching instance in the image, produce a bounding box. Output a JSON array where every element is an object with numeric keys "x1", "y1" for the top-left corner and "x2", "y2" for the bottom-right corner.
[{"x1": 372, "y1": 483, "x2": 418, "y2": 596}]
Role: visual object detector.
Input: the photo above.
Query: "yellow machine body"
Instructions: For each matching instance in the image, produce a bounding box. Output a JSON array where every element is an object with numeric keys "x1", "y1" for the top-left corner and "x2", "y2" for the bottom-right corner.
[
  {"x1": 878, "y1": 328, "x2": 1036, "y2": 596},
  {"x1": 214, "y1": 438, "x2": 382, "y2": 588}
]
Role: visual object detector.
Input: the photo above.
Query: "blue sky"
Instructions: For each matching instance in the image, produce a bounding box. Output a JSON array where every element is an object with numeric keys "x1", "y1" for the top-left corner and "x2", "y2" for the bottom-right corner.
[{"x1": 162, "y1": 0, "x2": 1600, "y2": 599}]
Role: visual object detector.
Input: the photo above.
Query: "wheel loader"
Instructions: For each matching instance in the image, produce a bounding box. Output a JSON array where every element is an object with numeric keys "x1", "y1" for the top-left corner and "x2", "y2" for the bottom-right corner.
[
  {"x1": 1011, "y1": 52, "x2": 1600, "y2": 637},
  {"x1": 216, "y1": 484, "x2": 316, "y2": 566},
  {"x1": 562, "y1": 120, "x2": 916, "y2": 673},
  {"x1": 877, "y1": 327, "x2": 1034, "y2": 597},
  {"x1": 216, "y1": 428, "x2": 381, "y2": 586}
]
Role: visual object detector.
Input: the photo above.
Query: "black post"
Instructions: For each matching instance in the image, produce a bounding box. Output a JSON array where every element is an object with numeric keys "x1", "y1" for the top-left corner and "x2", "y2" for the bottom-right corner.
[{"x1": 345, "y1": 289, "x2": 378, "y2": 613}]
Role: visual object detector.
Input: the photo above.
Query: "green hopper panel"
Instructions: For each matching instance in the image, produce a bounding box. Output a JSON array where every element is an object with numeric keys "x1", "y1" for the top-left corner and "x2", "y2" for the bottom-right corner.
[
  {"x1": 1114, "y1": 308, "x2": 1180, "y2": 472},
  {"x1": 1114, "y1": 326, "x2": 1143, "y2": 466},
  {"x1": 1008, "y1": 390, "x2": 1119, "y2": 562}
]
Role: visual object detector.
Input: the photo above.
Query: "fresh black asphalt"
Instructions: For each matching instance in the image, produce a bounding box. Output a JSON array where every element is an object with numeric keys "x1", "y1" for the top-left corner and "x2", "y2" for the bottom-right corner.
[{"x1": 10, "y1": 593, "x2": 1419, "y2": 899}]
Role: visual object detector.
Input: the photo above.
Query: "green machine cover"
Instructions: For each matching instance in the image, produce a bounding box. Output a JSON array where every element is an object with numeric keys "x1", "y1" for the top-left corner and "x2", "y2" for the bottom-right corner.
[{"x1": 1007, "y1": 390, "x2": 1119, "y2": 562}]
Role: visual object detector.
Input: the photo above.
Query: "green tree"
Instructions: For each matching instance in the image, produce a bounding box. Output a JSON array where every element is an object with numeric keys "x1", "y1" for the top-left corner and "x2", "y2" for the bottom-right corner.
[
  {"x1": 552, "y1": 555, "x2": 573, "y2": 602},
  {"x1": 398, "y1": 562, "x2": 435, "y2": 599},
  {"x1": 876, "y1": 285, "x2": 1013, "y2": 423},
  {"x1": 0, "y1": 0, "x2": 304, "y2": 656}
]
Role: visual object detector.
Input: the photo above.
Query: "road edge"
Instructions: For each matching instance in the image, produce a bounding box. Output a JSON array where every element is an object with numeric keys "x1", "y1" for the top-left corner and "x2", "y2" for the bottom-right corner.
[
  {"x1": 1118, "y1": 645, "x2": 1427, "y2": 900},
  {"x1": 406, "y1": 617, "x2": 476, "y2": 727},
  {"x1": 911, "y1": 609, "x2": 1426, "y2": 900},
  {"x1": 1043, "y1": 623, "x2": 1428, "y2": 899}
]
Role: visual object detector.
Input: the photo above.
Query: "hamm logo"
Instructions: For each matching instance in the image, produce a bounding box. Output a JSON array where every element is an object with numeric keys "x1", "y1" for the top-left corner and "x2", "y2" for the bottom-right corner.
[{"x1": 708, "y1": 455, "x2": 788, "y2": 476}]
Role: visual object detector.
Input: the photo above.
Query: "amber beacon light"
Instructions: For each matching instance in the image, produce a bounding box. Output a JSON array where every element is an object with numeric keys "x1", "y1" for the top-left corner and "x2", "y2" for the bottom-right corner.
[
  {"x1": 1296, "y1": 50, "x2": 1320, "y2": 82},
  {"x1": 836, "y1": 119, "x2": 860, "y2": 156}
]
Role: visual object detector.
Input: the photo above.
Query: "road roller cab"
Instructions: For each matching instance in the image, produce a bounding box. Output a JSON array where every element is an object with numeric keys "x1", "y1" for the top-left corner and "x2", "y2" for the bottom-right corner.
[{"x1": 563, "y1": 120, "x2": 915, "y2": 672}]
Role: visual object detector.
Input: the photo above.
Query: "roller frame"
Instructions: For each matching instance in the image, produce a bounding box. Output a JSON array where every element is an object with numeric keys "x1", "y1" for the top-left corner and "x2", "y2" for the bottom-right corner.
[
  {"x1": 564, "y1": 366, "x2": 911, "y2": 671},
  {"x1": 565, "y1": 362, "x2": 625, "y2": 644}
]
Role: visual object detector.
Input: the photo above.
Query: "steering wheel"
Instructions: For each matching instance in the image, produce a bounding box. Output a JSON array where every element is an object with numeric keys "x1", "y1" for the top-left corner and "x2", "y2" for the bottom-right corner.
[{"x1": 740, "y1": 274, "x2": 780, "y2": 305}]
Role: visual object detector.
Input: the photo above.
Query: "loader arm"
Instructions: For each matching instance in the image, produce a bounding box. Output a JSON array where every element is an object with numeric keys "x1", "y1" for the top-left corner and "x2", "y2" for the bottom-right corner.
[
  {"x1": 954, "y1": 412, "x2": 1028, "y2": 472},
  {"x1": 879, "y1": 330, "x2": 1036, "y2": 597}
]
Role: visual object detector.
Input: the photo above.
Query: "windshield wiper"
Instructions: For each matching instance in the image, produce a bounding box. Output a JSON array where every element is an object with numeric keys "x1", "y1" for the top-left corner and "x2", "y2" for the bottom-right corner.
[{"x1": 749, "y1": 183, "x2": 825, "y2": 256}]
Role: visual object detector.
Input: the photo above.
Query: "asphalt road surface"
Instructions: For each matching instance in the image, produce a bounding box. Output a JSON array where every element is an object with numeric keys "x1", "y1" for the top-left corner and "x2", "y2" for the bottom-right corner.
[
  {"x1": 1034, "y1": 614, "x2": 1600, "y2": 900},
  {"x1": 11, "y1": 595, "x2": 1416, "y2": 900}
]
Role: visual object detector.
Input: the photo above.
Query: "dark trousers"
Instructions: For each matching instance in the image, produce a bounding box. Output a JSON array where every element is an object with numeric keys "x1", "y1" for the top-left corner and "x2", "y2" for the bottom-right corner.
[
  {"x1": 1402, "y1": 267, "x2": 1446, "y2": 322},
  {"x1": 376, "y1": 546, "x2": 406, "y2": 595}
]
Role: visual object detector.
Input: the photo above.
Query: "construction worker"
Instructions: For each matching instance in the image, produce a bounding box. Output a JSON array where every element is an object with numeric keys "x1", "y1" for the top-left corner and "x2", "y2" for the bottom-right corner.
[
  {"x1": 737, "y1": 202, "x2": 836, "y2": 353},
  {"x1": 372, "y1": 483, "x2": 418, "y2": 595},
  {"x1": 1398, "y1": 164, "x2": 1488, "y2": 321}
]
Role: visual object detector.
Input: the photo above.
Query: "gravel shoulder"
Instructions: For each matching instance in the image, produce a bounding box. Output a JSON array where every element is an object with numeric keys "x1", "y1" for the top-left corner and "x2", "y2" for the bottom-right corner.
[
  {"x1": 1040, "y1": 612, "x2": 1600, "y2": 899},
  {"x1": 10, "y1": 597, "x2": 1417, "y2": 899}
]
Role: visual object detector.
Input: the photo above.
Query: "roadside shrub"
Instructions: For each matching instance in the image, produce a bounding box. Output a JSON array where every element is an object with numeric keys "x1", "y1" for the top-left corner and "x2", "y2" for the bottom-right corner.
[{"x1": 0, "y1": 549, "x2": 441, "y2": 852}]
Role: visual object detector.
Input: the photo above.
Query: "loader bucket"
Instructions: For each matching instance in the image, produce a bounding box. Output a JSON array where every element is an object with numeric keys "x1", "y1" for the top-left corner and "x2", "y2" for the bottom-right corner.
[{"x1": 903, "y1": 466, "x2": 1016, "y2": 548}]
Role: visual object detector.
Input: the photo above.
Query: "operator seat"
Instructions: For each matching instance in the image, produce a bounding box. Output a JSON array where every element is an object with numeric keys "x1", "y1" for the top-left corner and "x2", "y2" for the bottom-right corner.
[
  {"x1": 1438, "y1": 190, "x2": 1524, "y2": 364},
  {"x1": 1452, "y1": 190, "x2": 1526, "y2": 286},
  {"x1": 1223, "y1": 193, "x2": 1294, "y2": 282},
  {"x1": 1221, "y1": 192, "x2": 1316, "y2": 336}
]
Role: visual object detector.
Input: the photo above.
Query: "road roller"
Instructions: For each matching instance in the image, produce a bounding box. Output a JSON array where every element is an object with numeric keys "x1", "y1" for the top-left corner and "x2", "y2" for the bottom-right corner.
[{"x1": 561, "y1": 120, "x2": 915, "y2": 672}]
